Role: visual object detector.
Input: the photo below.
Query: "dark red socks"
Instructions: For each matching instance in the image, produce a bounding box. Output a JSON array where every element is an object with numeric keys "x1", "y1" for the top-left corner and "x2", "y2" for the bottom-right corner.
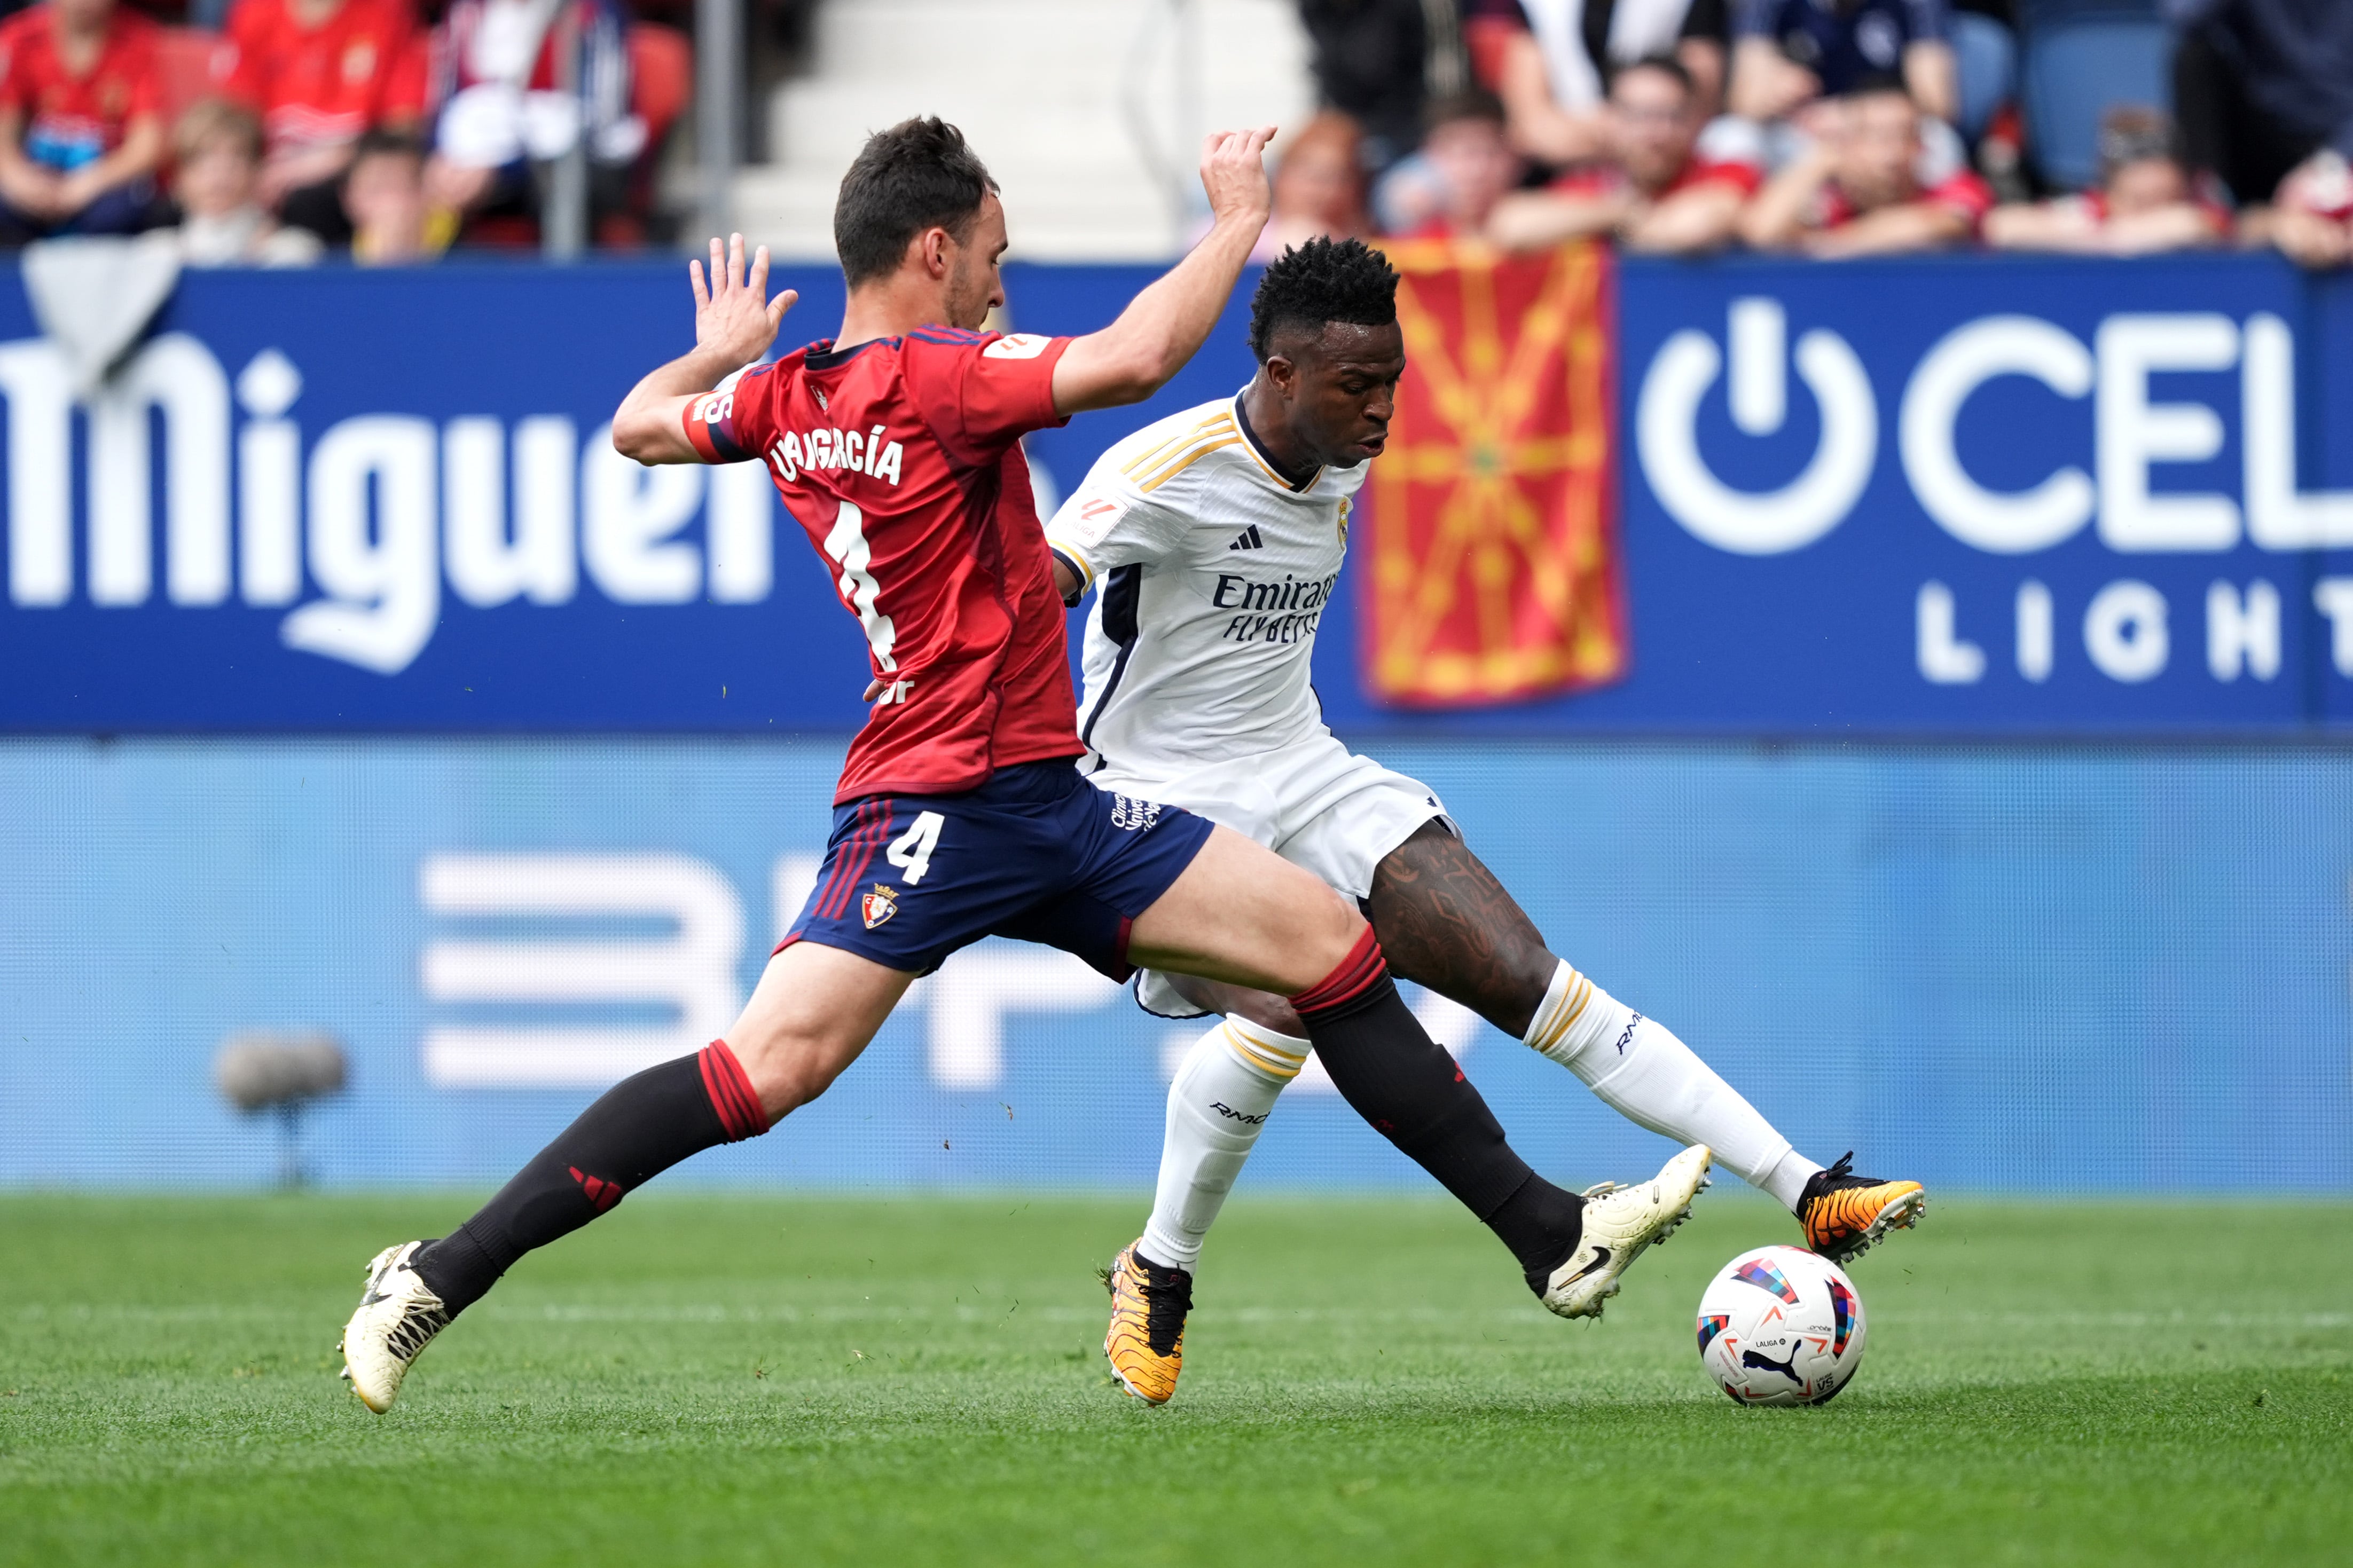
[
  {"x1": 414, "y1": 1042, "x2": 767, "y2": 1317},
  {"x1": 1290, "y1": 929, "x2": 1583, "y2": 1287}
]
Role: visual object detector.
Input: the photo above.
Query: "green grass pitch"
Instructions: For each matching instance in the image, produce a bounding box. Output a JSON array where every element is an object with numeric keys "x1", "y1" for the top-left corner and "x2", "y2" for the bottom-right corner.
[{"x1": 2, "y1": 1192, "x2": 2347, "y2": 1566}]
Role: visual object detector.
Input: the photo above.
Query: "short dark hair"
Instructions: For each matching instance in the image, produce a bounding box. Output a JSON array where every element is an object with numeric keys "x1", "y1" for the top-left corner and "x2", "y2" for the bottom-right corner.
[
  {"x1": 1248, "y1": 237, "x2": 1400, "y2": 361},
  {"x1": 833, "y1": 117, "x2": 1000, "y2": 288},
  {"x1": 1422, "y1": 88, "x2": 1508, "y2": 137},
  {"x1": 1609, "y1": 53, "x2": 1693, "y2": 98},
  {"x1": 2098, "y1": 105, "x2": 2178, "y2": 175},
  {"x1": 349, "y1": 128, "x2": 425, "y2": 166},
  {"x1": 1843, "y1": 70, "x2": 1912, "y2": 103}
]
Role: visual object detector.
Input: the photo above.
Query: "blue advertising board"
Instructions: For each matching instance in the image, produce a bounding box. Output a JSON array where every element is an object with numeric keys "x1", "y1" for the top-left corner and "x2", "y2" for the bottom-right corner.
[
  {"x1": 3, "y1": 735, "x2": 2346, "y2": 1192},
  {"x1": 1314, "y1": 252, "x2": 2353, "y2": 735},
  {"x1": 0, "y1": 260, "x2": 1257, "y2": 731},
  {"x1": 2, "y1": 254, "x2": 2349, "y2": 735}
]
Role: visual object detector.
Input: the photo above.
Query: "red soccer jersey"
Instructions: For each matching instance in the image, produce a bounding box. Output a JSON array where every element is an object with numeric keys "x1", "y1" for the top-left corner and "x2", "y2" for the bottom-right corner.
[
  {"x1": 222, "y1": 0, "x2": 425, "y2": 157},
  {"x1": 684, "y1": 327, "x2": 1086, "y2": 804},
  {"x1": 0, "y1": 7, "x2": 160, "y2": 171}
]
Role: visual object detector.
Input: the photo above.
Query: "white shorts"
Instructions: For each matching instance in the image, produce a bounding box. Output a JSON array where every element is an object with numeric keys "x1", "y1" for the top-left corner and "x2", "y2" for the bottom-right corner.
[{"x1": 1086, "y1": 732, "x2": 1453, "y2": 1019}]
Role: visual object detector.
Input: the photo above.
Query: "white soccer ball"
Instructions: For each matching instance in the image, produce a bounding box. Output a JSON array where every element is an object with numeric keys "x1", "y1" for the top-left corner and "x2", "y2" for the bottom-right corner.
[{"x1": 1696, "y1": 1244, "x2": 1867, "y2": 1406}]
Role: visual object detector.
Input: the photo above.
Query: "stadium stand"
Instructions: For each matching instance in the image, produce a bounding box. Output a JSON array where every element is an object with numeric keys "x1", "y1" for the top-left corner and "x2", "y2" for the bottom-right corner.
[
  {"x1": 732, "y1": 0, "x2": 1313, "y2": 260},
  {"x1": 2016, "y1": 0, "x2": 2169, "y2": 191}
]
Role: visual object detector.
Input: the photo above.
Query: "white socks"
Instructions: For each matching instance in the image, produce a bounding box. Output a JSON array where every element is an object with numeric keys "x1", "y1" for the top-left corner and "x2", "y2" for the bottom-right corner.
[
  {"x1": 1138, "y1": 1017, "x2": 1304, "y2": 1272},
  {"x1": 1139, "y1": 963, "x2": 1824, "y2": 1275},
  {"x1": 1523, "y1": 960, "x2": 1822, "y2": 1212}
]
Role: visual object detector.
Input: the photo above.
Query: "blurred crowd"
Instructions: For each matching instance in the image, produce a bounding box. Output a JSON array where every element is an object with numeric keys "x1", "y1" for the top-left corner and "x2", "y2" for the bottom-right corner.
[
  {"x1": 0, "y1": 0, "x2": 2344, "y2": 268},
  {"x1": 0, "y1": 0, "x2": 702, "y2": 262},
  {"x1": 1286, "y1": 0, "x2": 2353, "y2": 266}
]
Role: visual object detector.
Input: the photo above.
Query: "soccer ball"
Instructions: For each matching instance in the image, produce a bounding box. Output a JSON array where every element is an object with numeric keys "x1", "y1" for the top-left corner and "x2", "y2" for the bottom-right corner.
[{"x1": 1696, "y1": 1245, "x2": 1866, "y2": 1406}]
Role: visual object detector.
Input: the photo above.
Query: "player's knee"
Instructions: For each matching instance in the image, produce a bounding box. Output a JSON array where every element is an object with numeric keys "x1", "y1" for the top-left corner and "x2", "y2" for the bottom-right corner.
[
  {"x1": 729, "y1": 1027, "x2": 850, "y2": 1123},
  {"x1": 1294, "y1": 899, "x2": 1370, "y2": 983},
  {"x1": 1228, "y1": 990, "x2": 1305, "y2": 1038}
]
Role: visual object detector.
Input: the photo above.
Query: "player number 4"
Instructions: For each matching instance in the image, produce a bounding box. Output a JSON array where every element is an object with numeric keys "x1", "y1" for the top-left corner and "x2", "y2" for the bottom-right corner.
[{"x1": 887, "y1": 811, "x2": 945, "y2": 885}]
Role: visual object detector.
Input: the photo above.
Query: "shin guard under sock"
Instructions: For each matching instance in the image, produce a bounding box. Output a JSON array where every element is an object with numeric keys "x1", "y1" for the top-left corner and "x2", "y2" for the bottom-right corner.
[
  {"x1": 415, "y1": 1041, "x2": 767, "y2": 1316},
  {"x1": 1290, "y1": 931, "x2": 1582, "y2": 1282}
]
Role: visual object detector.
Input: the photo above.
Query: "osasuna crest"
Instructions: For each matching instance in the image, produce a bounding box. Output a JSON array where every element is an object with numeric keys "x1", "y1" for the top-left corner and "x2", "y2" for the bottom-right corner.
[{"x1": 861, "y1": 884, "x2": 899, "y2": 929}]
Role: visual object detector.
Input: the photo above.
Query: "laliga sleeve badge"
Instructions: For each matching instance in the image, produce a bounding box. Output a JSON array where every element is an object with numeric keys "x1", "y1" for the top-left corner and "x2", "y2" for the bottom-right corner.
[
  {"x1": 860, "y1": 884, "x2": 900, "y2": 929},
  {"x1": 983, "y1": 333, "x2": 1051, "y2": 360}
]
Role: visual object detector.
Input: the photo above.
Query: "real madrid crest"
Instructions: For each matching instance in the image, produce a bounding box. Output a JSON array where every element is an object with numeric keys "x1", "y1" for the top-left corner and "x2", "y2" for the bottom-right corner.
[{"x1": 860, "y1": 883, "x2": 899, "y2": 929}]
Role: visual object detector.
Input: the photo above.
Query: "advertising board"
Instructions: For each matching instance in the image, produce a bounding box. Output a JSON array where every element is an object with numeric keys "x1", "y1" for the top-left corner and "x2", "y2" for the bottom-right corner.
[{"x1": 4, "y1": 256, "x2": 2347, "y2": 734}]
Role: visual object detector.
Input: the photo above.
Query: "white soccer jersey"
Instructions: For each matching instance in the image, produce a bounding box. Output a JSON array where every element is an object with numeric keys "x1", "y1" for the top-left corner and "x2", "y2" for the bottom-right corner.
[{"x1": 1045, "y1": 392, "x2": 1367, "y2": 774}]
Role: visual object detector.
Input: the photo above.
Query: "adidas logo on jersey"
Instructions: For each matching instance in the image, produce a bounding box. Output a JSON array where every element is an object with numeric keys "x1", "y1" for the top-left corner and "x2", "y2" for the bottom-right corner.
[{"x1": 1227, "y1": 525, "x2": 1266, "y2": 552}]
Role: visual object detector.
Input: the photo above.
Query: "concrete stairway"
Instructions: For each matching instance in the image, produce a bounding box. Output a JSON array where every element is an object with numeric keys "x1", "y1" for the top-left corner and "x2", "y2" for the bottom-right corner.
[{"x1": 734, "y1": 0, "x2": 1314, "y2": 261}]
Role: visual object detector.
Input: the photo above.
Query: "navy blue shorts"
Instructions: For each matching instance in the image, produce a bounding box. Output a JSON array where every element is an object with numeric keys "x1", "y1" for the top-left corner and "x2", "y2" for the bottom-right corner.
[{"x1": 777, "y1": 759, "x2": 1215, "y2": 978}]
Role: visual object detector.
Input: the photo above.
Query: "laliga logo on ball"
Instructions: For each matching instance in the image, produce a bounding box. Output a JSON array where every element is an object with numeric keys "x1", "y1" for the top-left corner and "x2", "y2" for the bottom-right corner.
[{"x1": 1636, "y1": 297, "x2": 1877, "y2": 556}]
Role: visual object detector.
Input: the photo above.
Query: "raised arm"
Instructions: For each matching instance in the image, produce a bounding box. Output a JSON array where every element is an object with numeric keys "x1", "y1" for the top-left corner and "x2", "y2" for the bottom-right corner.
[
  {"x1": 1901, "y1": 40, "x2": 1957, "y2": 127},
  {"x1": 1049, "y1": 127, "x2": 1273, "y2": 415},
  {"x1": 1729, "y1": 36, "x2": 1819, "y2": 121},
  {"x1": 611, "y1": 234, "x2": 797, "y2": 464},
  {"x1": 1741, "y1": 143, "x2": 1834, "y2": 249}
]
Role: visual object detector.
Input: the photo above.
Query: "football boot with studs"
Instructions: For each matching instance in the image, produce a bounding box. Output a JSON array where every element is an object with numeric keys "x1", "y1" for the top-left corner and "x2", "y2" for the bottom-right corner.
[
  {"x1": 1101, "y1": 1242, "x2": 1193, "y2": 1405},
  {"x1": 1798, "y1": 1152, "x2": 1926, "y2": 1263},
  {"x1": 339, "y1": 1240, "x2": 450, "y2": 1413},
  {"x1": 1540, "y1": 1144, "x2": 1712, "y2": 1319}
]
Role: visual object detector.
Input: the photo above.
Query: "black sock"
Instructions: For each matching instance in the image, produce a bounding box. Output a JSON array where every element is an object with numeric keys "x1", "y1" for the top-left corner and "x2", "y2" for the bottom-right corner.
[
  {"x1": 414, "y1": 1042, "x2": 767, "y2": 1317},
  {"x1": 1484, "y1": 1172, "x2": 1588, "y2": 1294},
  {"x1": 1291, "y1": 931, "x2": 1582, "y2": 1288}
]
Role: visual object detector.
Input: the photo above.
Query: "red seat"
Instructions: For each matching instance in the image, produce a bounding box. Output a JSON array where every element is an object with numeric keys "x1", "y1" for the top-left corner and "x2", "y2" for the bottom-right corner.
[
  {"x1": 1463, "y1": 15, "x2": 1518, "y2": 92},
  {"x1": 151, "y1": 25, "x2": 237, "y2": 133},
  {"x1": 627, "y1": 22, "x2": 691, "y2": 151}
]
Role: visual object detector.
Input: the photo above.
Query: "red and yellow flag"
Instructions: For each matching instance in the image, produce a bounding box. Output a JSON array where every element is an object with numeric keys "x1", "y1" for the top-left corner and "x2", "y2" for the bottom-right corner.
[{"x1": 1362, "y1": 240, "x2": 1625, "y2": 707}]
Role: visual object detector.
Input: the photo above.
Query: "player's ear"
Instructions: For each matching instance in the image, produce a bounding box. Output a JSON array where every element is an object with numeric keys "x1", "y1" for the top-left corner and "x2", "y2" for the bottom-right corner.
[
  {"x1": 916, "y1": 226, "x2": 954, "y2": 281},
  {"x1": 1263, "y1": 353, "x2": 1298, "y2": 400}
]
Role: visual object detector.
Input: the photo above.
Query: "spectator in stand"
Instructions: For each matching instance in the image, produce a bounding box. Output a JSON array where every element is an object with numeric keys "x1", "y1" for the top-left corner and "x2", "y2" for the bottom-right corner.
[
  {"x1": 2239, "y1": 152, "x2": 2350, "y2": 269},
  {"x1": 0, "y1": 0, "x2": 162, "y2": 241},
  {"x1": 1983, "y1": 107, "x2": 2224, "y2": 257},
  {"x1": 168, "y1": 95, "x2": 321, "y2": 263},
  {"x1": 1465, "y1": 0, "x2": 1728, "y2": 170},
  {"x1": 1730, "y1": 0, "x2": 1955, "y2": 128},
  {"x1": 423, "y1": 0, "x2": 642, "y2": 234},
  {"x1": 223, "y1": 0, "x2": 427, "y2": 242},
  {"x1": 1297, "y1": 0, "x2": 1467, "y2": 172},
  {"x1": 2174, "y1": 0, "x2": 2353, "y2": 269},
  {"x1": 1489, "y1": 54, "x2": 1755, "y2": 252},
  {"x1": 1741, "y1": 74, "x2": 1989, "y2": 256},
  {"x1": 340, "y1": 123, "x2": 436, "y2": 262},
  {"x1": 1391, "y1": 89, "x2": 1523, "y2": 239},
  {"x1": 1249, "y1": 111, "x2": 1371, "y2": 262}
]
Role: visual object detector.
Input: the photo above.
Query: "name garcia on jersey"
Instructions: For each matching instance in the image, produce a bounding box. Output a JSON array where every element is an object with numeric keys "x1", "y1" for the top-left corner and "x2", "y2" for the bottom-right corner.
[{"x1": 693, "y1": 390, "x2": 908, "y2": 487}]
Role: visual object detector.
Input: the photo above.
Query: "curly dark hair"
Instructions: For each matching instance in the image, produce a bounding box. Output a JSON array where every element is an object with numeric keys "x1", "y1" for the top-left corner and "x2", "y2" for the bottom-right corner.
[{"x1": 1246, "y1": 237, "x2": 1400, "y2": 362}]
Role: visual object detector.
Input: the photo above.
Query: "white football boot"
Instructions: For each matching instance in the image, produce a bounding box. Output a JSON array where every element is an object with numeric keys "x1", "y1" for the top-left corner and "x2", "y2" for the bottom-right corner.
[
  {"x1": 1541, "y1": 1144, "x2": 1713, "y2": 1320},
  {"x1": 339, "y1": 1241, "x2": 450, "y2": 1413}
]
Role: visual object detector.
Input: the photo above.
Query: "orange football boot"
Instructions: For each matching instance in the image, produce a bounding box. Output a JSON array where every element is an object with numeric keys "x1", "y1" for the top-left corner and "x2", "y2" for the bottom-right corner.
[
  {"x1": 1102, "y1": 1242, "x2": 1191, "y2": 1405},
  {"x1": 1798, "y1": 1153, "x2": 1927, "y2": 1262}
]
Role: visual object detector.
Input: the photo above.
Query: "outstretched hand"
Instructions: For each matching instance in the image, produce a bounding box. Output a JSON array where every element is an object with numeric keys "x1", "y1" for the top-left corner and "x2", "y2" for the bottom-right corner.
[
  {"x1": 691, "y1": 233, "x2": 796, "y2": 370},
  {"x1": 1199, "y1": 126, "x2": 1275, "y2": 229}
]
